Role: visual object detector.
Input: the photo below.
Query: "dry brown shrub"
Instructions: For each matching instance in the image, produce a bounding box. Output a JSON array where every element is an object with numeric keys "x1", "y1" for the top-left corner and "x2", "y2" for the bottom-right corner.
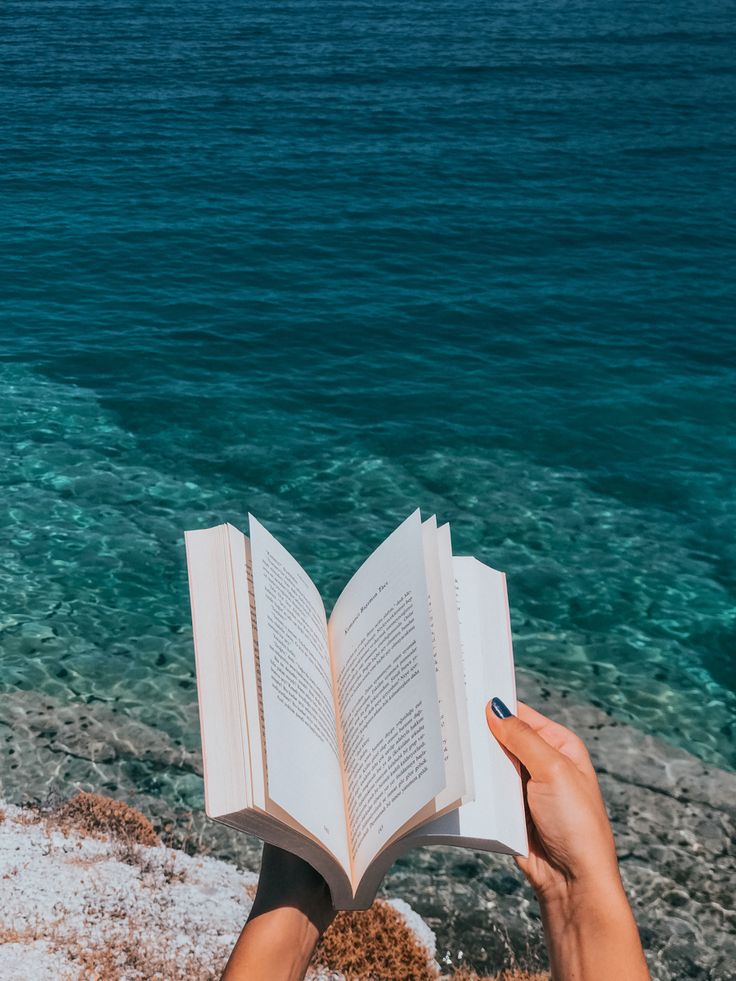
[
  {"x1": 60, "y1": 921, "x2": 218, "y2": 981},
  {"x1": 2, "y1": 899, "x2": 545, "y2": 981},
  {"x1": 62, "y1": 850, "x2": 111, "y2": 871},
  {"x1": 110, "y1": 840, "x2": 187, "y2": 886},
  {"x1": 53, "y1": 791, "x2": 160, "y2": 846},
  {"x1": 2, "y1": 895, "x2": 218, "y2": 980},
  {"x1": 0, "y1": 926, "x2": 35, "y2": 944},
  {"x1": 0, "y1": 917, "x2": 64, "y2": 947},
  {"x1": 314, "y1": 898, "x2": 440, "y2": 980},
  {"x1": 0, "y1": 919, "x2": 220, "y2": 981},
  {"x1": 11, "y1": 808, "x2": 42, "y2": 827},
  {"x1": 450, "y1": 969, "x2": 550, "y2": 981},
  {"x1": 0, "y1": 808, "x2": 5, "y2": 823}
]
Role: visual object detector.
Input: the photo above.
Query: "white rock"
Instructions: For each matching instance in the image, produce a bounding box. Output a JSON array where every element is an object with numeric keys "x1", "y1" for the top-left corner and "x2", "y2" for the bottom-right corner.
[
  {"x1": 386, "y1": 896, "x2": 437, "y2": 960},
  {"x1": 0, "y1": 941, "x2": 73, "y2": 981},
  {"x1": 0, "y1": 801, "x2": 438, "y2": 980}
]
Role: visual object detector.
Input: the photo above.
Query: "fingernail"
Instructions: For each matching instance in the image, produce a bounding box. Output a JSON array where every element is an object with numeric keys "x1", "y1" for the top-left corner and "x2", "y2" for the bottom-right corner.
[{"x1": 490, "y1": 696, "x2": 513, "y2": 719}]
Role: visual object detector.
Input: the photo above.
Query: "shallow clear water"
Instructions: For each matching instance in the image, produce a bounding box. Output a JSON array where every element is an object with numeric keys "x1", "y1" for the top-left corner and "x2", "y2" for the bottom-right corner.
[{"x1": 1, "y1": 0, "x2": 734, "y2": 815}]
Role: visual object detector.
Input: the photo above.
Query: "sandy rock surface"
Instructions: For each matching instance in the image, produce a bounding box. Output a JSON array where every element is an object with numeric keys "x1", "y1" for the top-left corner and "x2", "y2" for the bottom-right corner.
[
  {"x1": 0, "y1": 801, "x2": 261, "y2": 979},
  {"x1": 0, "y1": 802, "x2": 438, "y2": 980}
]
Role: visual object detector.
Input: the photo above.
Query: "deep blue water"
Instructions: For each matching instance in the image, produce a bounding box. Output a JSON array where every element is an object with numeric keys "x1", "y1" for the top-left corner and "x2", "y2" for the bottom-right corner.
[{"x1": 1, "y1": 0, "x2": 734, "y2": 813}]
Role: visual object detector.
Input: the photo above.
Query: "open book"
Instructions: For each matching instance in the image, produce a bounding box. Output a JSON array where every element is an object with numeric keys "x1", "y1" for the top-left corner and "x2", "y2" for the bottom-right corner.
[{"x1": 184, "y1": 511, "x2": 527, "y2": 910}]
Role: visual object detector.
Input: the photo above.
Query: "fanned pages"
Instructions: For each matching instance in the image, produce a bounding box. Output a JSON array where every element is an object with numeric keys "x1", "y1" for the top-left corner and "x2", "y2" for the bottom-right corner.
[
  {"x1": 184, "y1": 511, "x2": 527, "y2": 909},
  {"x1": 249, "y1": 516, "x2": 350, "y2": 873}
]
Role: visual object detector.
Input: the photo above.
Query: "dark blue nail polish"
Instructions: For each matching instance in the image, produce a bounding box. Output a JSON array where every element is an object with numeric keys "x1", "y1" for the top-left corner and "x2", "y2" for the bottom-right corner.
[{"x1": 491, "y1": 696, "x2": 512, "y2": 719}]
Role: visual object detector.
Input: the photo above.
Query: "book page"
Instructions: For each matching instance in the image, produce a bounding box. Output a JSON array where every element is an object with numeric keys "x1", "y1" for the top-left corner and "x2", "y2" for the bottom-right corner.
[
  {"x1": 224, "y1": 526, "x2": 266, "y2": 810},
  {"x1": 249, "y1": 516, "x2": 350, "y2": 873},
  {"x1": 451, "y1": 557, "x2": 526, "y2": 851},
  {"x1": 328, "y1": 511, "x2": 445, "y2": 883},
  {"x1": 437, "y1": 522, "x2": 474, "y2": 803},
  {"x1": 421, "y1": 517, "x2": 466, "y2": 810}
]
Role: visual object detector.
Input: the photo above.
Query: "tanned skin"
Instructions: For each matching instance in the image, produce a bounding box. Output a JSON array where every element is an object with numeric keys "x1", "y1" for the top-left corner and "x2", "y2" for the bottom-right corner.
[
  {"x1": 486, "y1": 700, "x2": 650, "y2": 981},
  {"x1": 222, "y1": 700, "x2": 650, "y2": 981}
]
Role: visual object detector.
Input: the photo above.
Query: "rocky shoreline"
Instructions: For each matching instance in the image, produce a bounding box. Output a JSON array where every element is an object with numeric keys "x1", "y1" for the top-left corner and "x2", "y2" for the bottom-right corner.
[{"x1": 1, "y1": 670, "x2": 734, "y2": 979}]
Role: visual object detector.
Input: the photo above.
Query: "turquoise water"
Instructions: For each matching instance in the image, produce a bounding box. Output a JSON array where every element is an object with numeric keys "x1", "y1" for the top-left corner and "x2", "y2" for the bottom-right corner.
[{"x1": 1, "y1": 0, "x2": 734, "y2": 814}]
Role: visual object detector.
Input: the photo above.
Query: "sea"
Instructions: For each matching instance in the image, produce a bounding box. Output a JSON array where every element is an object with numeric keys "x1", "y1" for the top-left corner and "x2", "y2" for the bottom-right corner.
[{"x1": 1, "y1": 0, "x2": 734, "y2": 836}]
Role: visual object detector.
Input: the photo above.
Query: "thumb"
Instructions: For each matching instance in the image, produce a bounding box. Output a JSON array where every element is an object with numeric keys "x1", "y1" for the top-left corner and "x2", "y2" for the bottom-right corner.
[{"x1": 486, "y1": 697, "x2": 562, "y2": 780}]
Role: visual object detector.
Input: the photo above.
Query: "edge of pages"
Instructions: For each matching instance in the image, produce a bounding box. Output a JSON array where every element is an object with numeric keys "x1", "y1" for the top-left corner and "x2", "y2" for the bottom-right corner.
[{"x1": 184, "y1": 526, "x2": 250, "y2": 819}]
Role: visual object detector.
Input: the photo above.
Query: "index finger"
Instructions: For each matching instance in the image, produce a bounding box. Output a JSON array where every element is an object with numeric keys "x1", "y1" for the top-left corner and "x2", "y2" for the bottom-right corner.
[{"x1": 517, "y1": 701, "x2": 594, "y2": 773}]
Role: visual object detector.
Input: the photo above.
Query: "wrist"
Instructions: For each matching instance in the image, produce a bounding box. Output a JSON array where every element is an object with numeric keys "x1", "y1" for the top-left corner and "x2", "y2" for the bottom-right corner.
[
  {"x1": 536, "y1": 867, "x2": 627, "y2": 919},
  {"x1": 537, "y1": 875, "x2": 649, "y2": 981}
]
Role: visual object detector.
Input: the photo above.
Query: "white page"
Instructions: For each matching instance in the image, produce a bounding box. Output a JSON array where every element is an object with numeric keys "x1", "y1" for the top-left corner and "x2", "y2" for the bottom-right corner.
[
  {"x1": 329, "y1": 510, "x2": 444, "y2": 883},
  {"x1": 475, "y1": 559, "x2": 526, "y2": 850},
  {"x1": 451, "y1": 557, "x2": 526, "y2": 851},
  {"x1": 437, "y1": 522, "x2": 474, "y2": 804},
  {"x1": 248, "y1": 515, "x2": 350, "y2": 872},
  {"x1": 421, "y1": 517, "x2": 466, "y2": 810}
]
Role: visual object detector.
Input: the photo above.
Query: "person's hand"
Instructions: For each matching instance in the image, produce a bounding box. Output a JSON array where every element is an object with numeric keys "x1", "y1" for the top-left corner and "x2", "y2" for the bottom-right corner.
[
  {"x1": 221, "y1": 844, "x2": 336, "y2": 981},
  {"x1": 486, "y1": 697, "x2": 650, "y2": 980},
  {"x1": 485, "y1": 698, "x2": 620, "y2": 902}
]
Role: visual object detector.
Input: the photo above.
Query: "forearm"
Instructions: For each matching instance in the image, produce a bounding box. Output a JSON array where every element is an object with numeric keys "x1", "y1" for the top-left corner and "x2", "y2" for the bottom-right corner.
[
  {"x1": 222, "y1": 906, "x2": 323, "y2": 981},
  {"x1": 221, "y1": 846, "x2": 335, "y2": 981},
  {"x1": 539, "y1": 879, "x2": 650, "y2": 981}
]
